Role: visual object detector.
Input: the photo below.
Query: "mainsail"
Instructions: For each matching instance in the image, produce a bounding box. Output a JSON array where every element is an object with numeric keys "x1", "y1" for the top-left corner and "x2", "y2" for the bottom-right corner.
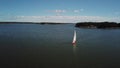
[{"x1": 72, "y1": 30, "x2": 76, "y2": 44}]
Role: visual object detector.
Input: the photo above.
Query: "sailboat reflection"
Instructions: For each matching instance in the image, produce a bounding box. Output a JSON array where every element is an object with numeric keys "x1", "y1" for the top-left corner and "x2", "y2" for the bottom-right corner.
[
  {"x1": 73, "y1": 45, "x2": 77, "y2": 58},
  {"x1": 73, "y1": 44, "x2": 78, "y2": 68}
]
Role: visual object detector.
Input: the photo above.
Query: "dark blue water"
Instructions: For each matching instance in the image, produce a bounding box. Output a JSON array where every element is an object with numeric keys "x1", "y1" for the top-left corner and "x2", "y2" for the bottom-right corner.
[{"x1": 0, "y1": 24, "x2": 120, "y2": 68}]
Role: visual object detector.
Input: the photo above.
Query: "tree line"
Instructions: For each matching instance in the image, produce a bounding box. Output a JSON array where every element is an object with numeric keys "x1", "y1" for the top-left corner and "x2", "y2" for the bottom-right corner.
[{"x1": 75, "y1": 22, "x2": 120, "y2": 29}]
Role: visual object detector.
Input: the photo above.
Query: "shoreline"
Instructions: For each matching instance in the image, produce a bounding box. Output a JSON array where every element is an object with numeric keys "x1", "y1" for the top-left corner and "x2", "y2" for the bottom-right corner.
[
  {"x1": 1, "y1": 21, "x2": 120, "y2": 29},
  {"x1": 0, "y1": 22, "x2": 70, "y2": 25}
]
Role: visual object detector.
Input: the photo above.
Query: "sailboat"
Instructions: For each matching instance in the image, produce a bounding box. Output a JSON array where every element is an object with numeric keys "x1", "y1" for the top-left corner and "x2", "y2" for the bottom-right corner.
[{"x1": 72, "y1": 30, "x2": 76, "y2": 45}]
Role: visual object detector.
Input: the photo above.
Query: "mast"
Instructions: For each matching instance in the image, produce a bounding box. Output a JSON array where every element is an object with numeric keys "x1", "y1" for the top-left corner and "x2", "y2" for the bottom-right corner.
[{"x1": 72, "y1": 30, "x2": 76, "y2": 45}]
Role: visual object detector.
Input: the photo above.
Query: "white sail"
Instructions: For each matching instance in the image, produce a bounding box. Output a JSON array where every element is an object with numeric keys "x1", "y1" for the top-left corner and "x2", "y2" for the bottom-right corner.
[{"x1": 72, "y1": 30, "x2": 76, "y2": 44}]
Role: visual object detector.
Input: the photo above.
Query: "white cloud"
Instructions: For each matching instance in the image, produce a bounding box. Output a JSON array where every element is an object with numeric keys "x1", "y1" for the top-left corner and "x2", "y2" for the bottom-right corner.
[
  {"x1": 46, "y1": 10, "x2": 67, "y2": 13},
  {"x1": 4, "y1": 16, "x2": 120, "y2": 23},
  {"x1": 0, "y1": 15, "x2": 120, "y2": 23},
  {"x1": 74, "y1": 10, "x2": 80, "y2": 13},
  {"x1": 55, "y1": 10, "x2": 66, "y2": 13},
  {"x1": 73, "y1": 9, "x2": 84, "y2": 13},
  {"x1": 47, "y1": 9, "x2": 84, "y2": 13}
]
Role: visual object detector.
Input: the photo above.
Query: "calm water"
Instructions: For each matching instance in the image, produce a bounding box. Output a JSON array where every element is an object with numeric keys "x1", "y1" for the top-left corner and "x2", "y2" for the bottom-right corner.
[{"x1": 0, "y1": 24, "x2": 120, "y2": 68}]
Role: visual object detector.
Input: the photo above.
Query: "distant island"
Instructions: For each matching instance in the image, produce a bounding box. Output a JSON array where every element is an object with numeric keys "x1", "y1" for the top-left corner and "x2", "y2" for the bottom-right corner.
[
  {"x1": 0, "y1": 22, "x2": 66, "y2": 24},
  {"x1": 0, "y1": 22, "x2": 33, "y2": 24},
  {"x1": 1, "y1": 21, "x2": 120, "y2": 29},
  {"x1": 38, "y1": 22, "x2": 67, "y2": 25},
  {"x1": 75, "y1": 22, "x2": 120, "y2": 29}
]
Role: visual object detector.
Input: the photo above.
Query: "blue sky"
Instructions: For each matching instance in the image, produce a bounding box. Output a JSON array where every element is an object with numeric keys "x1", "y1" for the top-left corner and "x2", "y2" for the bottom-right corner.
[{"x1": 0, "y1": 0, "x2": 120, "y2": 23}]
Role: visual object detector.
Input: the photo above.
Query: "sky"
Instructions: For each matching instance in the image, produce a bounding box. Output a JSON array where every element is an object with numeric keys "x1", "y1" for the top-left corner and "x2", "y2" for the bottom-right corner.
[{"x1": 0, "y1": 0, "x2": 120, "y2": 23}]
